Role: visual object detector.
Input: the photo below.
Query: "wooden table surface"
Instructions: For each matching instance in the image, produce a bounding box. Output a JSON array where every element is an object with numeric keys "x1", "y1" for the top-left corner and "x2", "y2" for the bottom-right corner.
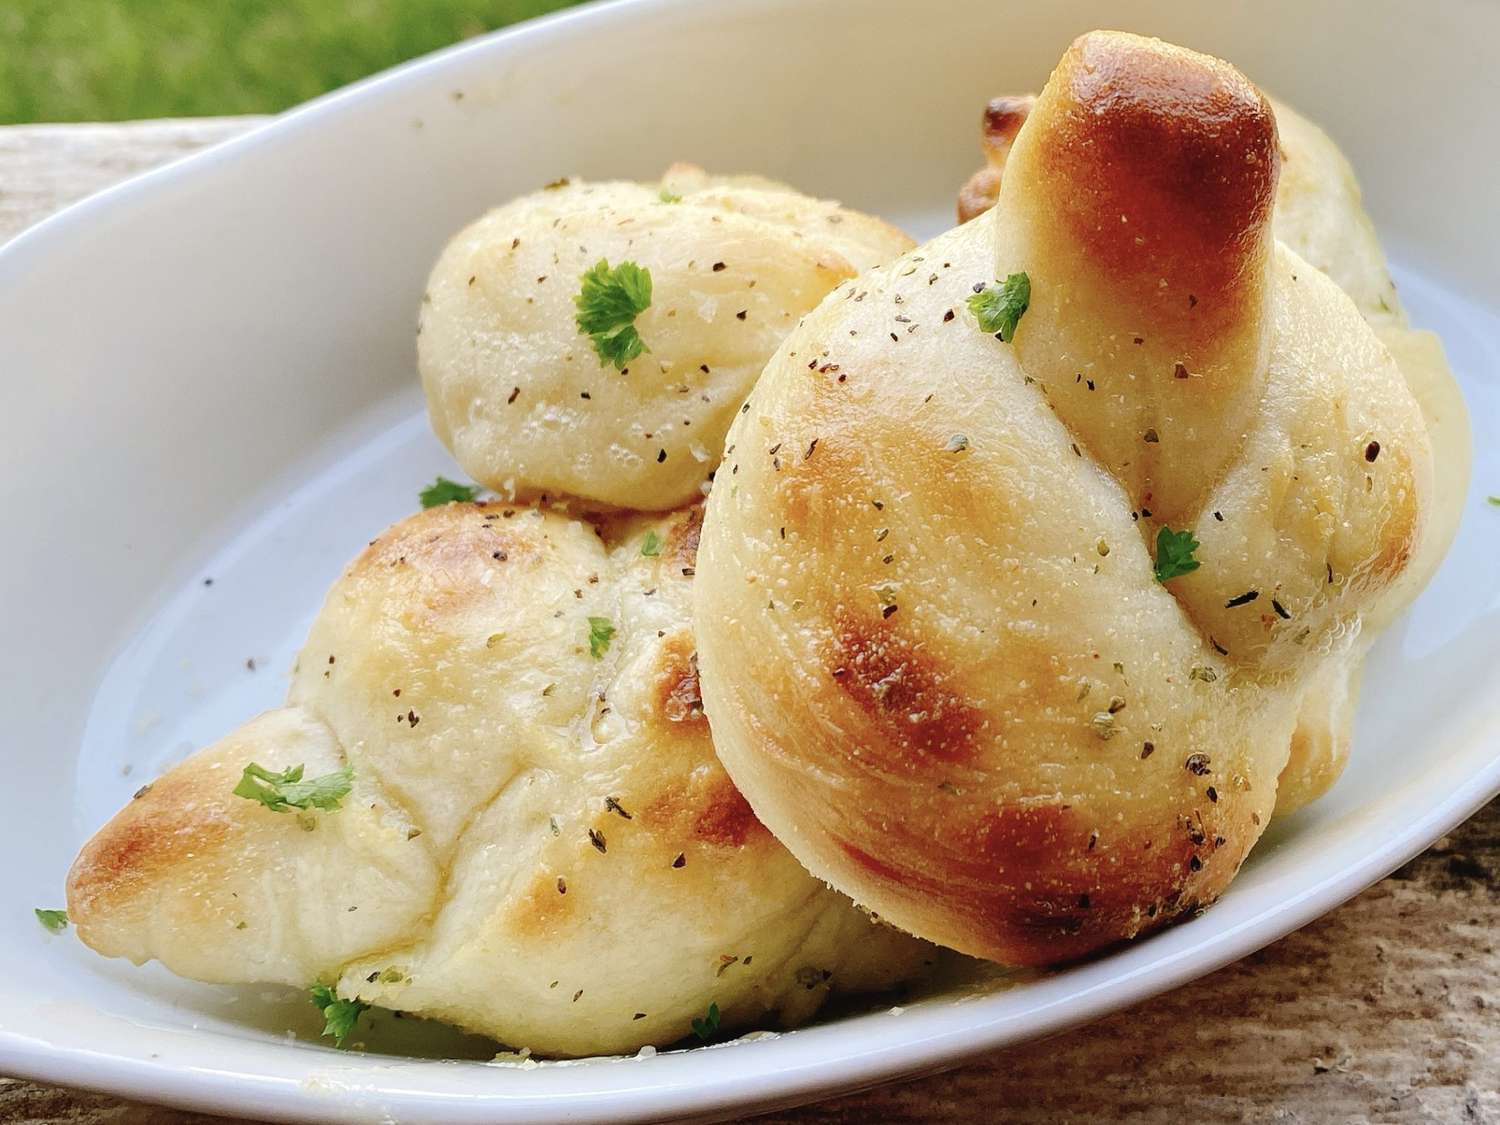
[{"x1": 1, "y1": 118, "x2": 1496, "y2": 1125}]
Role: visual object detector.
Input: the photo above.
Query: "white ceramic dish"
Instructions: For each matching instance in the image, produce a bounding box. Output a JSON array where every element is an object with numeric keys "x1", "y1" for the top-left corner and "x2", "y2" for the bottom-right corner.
[{"x1": 1, "y1": 0, "x2": 1497, "y2": 1120}]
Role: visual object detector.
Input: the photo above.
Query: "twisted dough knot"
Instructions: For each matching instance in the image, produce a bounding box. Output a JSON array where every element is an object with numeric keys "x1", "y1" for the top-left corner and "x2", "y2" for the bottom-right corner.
[
  {"x1": 696, "y1": 32, "x2": 1441, "y2": 964},
  {"x1": 68, "y1": 164, "x2": 932, "y2": 1057},
  {"x1": 68, "y1": 502, "x2": 931, "y2": 1054}
]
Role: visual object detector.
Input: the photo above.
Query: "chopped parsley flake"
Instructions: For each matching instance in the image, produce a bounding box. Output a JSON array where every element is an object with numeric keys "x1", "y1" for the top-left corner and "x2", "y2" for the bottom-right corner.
[
  {"x1": 659, "y1": 188, "x2": 682, "y2": 203},
  {"x1": 419, "y1": 476, "x2": 479, "y2": 508},
  {"x1": 967, "y1": 272, "x2": 1031, "y2": 342},
  {"x1": 1153, "y1": 527, "x2": 1201, "y2": 583},
  {"x1": 576, "y1": 258, "x2": 652, "y2": 370},
  {"x1": 233, "y1": 762, "x2": 353, "y2": 813},
  {"x1": 310, "y1": 984, "x2": 370, "y2": 1047},
  {"x1": 640, "y1": 530, "x2": 663, "y2": 557},
  {"x1": 1488, "y1": 496, "x2": 1500, "y2": 507},
  {"x1": 34, "y1": 908, "x2": 68, "y2": 933},
  {"x1": 587, "y1": 616, "x2": 616, "y2": 659},
  {"x1": 691, "y1": 1000, "x2": 721, "y2": 1042}
]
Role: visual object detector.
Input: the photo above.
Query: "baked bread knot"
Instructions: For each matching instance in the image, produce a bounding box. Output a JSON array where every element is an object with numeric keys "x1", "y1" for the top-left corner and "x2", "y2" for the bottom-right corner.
[
  {"x1": 68, "y1": 501, "x2": 932, "y2": 1056},
  {"x1": 419, "y1": 165, "x2": 913, "y2": 512},
  {"x1": 954, "y1": 47, "x2": 1470, "y2": 813},
  {"x1": 695, "y1": 32, "x2": 1450, "y2": 965}
]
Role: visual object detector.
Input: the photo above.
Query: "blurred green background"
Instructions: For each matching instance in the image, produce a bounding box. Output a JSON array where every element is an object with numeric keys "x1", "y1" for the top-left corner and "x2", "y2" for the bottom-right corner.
[{"x1": 0, "y1": 0, "x2": 586, "y2": 124}]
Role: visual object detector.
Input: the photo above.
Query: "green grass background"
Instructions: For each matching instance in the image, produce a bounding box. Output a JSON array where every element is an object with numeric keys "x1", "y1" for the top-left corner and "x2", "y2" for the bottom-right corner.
[{"x1": 0, "y1": 0, "x2": 586, "y2": 124}]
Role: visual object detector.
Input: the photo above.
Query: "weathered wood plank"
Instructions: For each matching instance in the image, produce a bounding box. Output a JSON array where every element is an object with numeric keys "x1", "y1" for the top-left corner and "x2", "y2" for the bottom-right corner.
[
  {"x1": 1, "y1": 119, "x2": 1494, "y2": 1125},
  {"x1": 0, "y1": 118, "x2": 263, "y2": 245}
]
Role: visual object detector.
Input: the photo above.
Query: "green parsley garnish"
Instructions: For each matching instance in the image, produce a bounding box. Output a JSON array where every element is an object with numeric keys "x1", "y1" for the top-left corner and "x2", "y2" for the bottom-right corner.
[
  {"x1": 967, "y1": 272, "x2": 1031, "y2": 342},
  {"x1": 587, "y1": 616, "x2": 616, "y2": 660},
  {"x1": 35, "y1": 908, "x2": 68, "y2": 934},
  {"x1": 233, "y1": 763, "x2": 353, "y2": 813},
  {"x1": 575, "y1": 259, "x2": 652, "y2": 370},
  {"x1": 640, "y1": 530, "x2": 663, "y2": 557},
  {"x1": 1488, "y1": 496, "x2": 1500, "y2": 507},
  {"x1": 310, "y1": 984, "x2": 370, "y2": 1048},
  {"x1": 419, "y1": 476, "x2": 479, "y2": 508},
  {"x1": 1153, "y1": 527, "x2": 1201, "y2": 583},
  {"x1": 659, "y1": 188, "x2": 682, "y2": 204},
  {"x1": 691, "y1": 1000, "x2": 721, "y2": 1042}
]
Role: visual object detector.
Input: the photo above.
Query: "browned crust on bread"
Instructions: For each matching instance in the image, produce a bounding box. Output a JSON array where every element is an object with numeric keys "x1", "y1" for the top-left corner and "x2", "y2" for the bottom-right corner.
[
  {"x1": 692, "y1": 778, "x2": 766, "y2": 849},
  {"x1": 958, "y1": 95, "x2": 1036, "y2": 223},
  {"x1": 645, "y1": 771, "x2": 768, "y2": 851},
  {"x1": 665, "y1": 505, "x2": 703, "y2": 570},
  {"x1": 957, "y1": 166, "x2": 1002, "y2": 226},
  {"x1": 995, "y1": 31, "x2": 1281, "y2": 529},
  {"x1": 654, "y1": 632, "x2": 706, "y2": 726},
  {"x1": 67, "y1": 773, "x2": 236, "y2": 926},
  {"x1": 836, "y1": 785, "x2": 1252, "y2": 964},
  {"x1": 692, "y1": 30, "x2": 1426, "y2": 972},
  {"x1": 982, "y1": 95, "x2": 1036, "y2": 156},
  {"x1": 825, "y1": 611, "x2": 985, "y2": 770},
  {"x1": 1024, "y1": 31, "x2": 1278, "y2": 323}
]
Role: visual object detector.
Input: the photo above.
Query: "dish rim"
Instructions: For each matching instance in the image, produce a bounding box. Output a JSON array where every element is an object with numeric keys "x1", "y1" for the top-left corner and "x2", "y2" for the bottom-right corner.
[{"x1": 2, "y1": 0, "x2": 1496, "y2": 1120}]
